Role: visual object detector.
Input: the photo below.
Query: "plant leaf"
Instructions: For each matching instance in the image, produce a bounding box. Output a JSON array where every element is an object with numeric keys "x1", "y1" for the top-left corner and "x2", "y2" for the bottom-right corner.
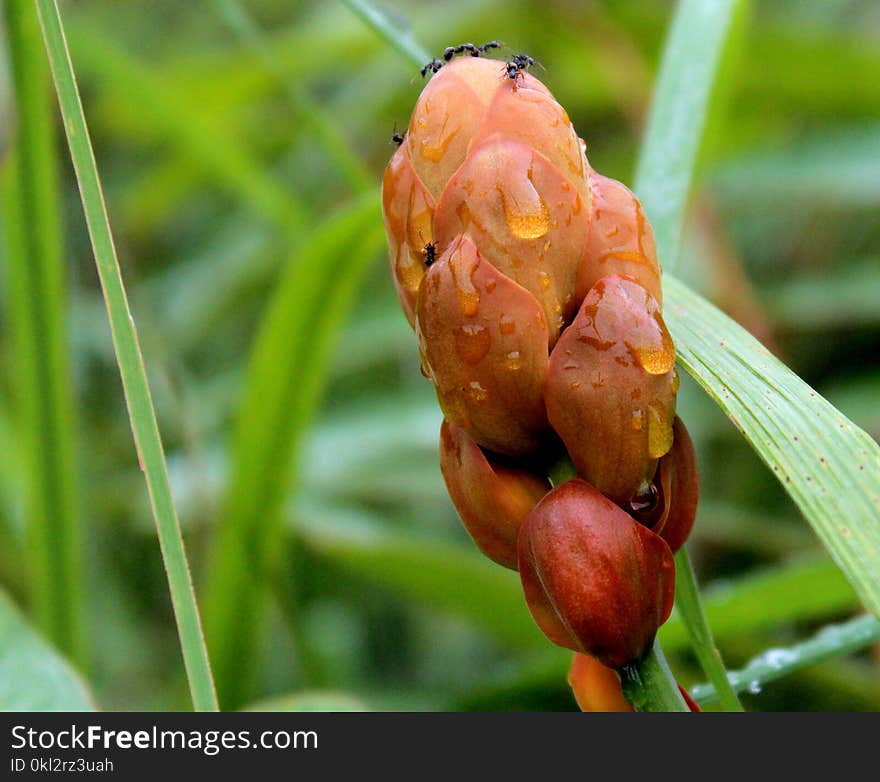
[
  {"x1": 0, "y1": 591, "x2": 93, "y2": 711},
  {"x1": 664, "y1": 275, "x2": 880, "y2": 617},
  {"x1": 35, "y1": 0, "x2": 218, "y2": 711},
  {"x1": 634, "y1": 0, "x2": 749, "y2": 268}
]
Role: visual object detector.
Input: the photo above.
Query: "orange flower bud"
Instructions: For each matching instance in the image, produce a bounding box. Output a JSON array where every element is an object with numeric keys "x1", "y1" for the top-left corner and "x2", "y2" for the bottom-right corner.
[
  {"x1": 655, "y1": 416, "x2": 699, "y2": 553},
  {"x1": 577, "y1": 170, "x2": 663, "y2": 306},
  {"x1": 439, "y1": 420, "x2": 550, "y2": 569},
  {"x1": 417, "y1": 235, "x2": 550, "y2": 456},
  {"x1": 518, "y1": 479, "x2": 675, "y2": 669},
  {"x1": 628, "y1": 417, "x2": 698, "y2": 553},
  {"x1": 381, "y1": 143, "x2": 435, "y2": 326},
  {"x1": 568, "y1": 653, "x2": 634, "y2": 712},
  {"x1": 433, "y1": 136, "x2": 589, "y2": 345},
  {"x1": 544, "y1": 274, "x2": 678, "y2": 505}
]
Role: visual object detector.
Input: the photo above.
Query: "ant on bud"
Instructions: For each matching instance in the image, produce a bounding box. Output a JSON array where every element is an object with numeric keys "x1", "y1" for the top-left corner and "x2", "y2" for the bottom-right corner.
[
  {"x1": 421, "y1": 241, "x2": 437, "y2": 267},
  {"x1": 504, "y1": 53, "x2": 542, "y2": 85},
  {"x1": 390, "y1": 124, "x2": 406, "y2": 146},
  {"x1": 421, "y1": 40, "x2": 506, "y2": 78}
]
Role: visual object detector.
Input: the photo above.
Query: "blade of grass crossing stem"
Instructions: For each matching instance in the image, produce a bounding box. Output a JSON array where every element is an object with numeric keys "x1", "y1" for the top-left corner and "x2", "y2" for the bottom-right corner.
[
  {"x1": 33, "y1": 0, "x2": 218, "y2": 711},
  {"x1": 203, "y1": 194, "x2": 382, "y2": 708},
  {"x1": 2, "y1": 0, "x2": 83, "y2": 668},
  {"x1": 634, "y1": 0, "x2": 750, "y2": 269},
  {"x1": 691, "y1": 614, "x2": 880, "y2": 706},
  {"x1": 664, "y1": 276, "x2": 880, "y2": 615}
]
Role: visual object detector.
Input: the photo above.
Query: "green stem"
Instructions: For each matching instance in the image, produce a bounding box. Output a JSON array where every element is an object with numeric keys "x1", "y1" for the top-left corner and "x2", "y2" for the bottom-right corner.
[
  {"x1": 34, "y1": 0, "x2": 218, "y2": 711},
  {"x1": 620, "y1": 642, "x2": 689, "y2": 712},
  {"x1": 2, "y1": 0, "x2": 83, "y2": 668},
  {"x1": 674, "y1": 546, "x2": 743, "y2": 711}
]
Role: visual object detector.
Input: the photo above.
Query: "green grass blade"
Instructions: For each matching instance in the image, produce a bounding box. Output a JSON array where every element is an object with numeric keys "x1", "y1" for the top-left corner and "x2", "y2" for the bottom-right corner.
[
  {"x1": 0, "y1": 590, "x2": 93, "y2": 711},
  {"x1": 691, "y1": 614, "x2": 880, "y2": 706},
  {"x1": 1, "y1": 0, "x2": 82, "y2": 667},
  {"x1": 665, "y1": 275, "x2": 880, "y2": 616},
  {"x1": 340, "y1": 0, "x2": 430, "y2": 67},
  {"x1": 202, "y1": 194, "x2": 382, "y2": 708},
  {"x1": 635, "y1": 0, "x2": 748, "y2": 269},
  {"x1": 33, "y1": 0, "x2": 218, "y2": 711}
]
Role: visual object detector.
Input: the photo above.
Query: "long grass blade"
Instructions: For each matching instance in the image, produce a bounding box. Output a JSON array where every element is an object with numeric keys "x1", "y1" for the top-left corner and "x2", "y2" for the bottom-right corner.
[
  {"x1": 634, "y1": 0, "x2": 749, "y2": 268},
  {"x1": 33, "y1": 0, "x2": 218, "y2": 711},
  {"x1": 691, "y1": 614, "x2": 880, "y2": 705},
  {"x1": 664, "y1": 276, "x2": 880, "y2": 615},
  {"x1": 1, "y1": 0, "x2": 82, "y2": 667},
  {"x1": 0, "y1": 590, "x2": 93, "y2": 710}
]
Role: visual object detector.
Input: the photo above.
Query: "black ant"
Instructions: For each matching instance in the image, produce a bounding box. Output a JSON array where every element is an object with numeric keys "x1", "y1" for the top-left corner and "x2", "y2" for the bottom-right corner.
[
  {"x1": 504, "y1": 53, "x2": 541, "y2": 85},
  {"x1": 420, "y1": 58, "x2": 444, "y2": 78},
  {"x1": 421, "y1": 40, "x2": 506, "y2": 78},
  {"x1": 390, "y1": 125, "x2": 405, "y2": 146},
  {"x1": 421, "y1": 241, "x2": 436, "y2": 267}
]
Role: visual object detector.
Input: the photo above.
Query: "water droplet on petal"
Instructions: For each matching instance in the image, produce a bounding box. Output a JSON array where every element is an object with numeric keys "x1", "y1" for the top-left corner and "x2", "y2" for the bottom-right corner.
[
  {"x1": 499, "y1": 315, "x2": 516, "y2": 335},
  {"x1": 467, "y1": 380, "x2": 488, "y2": 402},
  {"x1": 505, "y1": 351, "x2": 522, "y2": 370},
  {"x1": 647, "y1": 401, "x2": 673, "y2": 459},
  {"x1": 455, "y1": 324, "x2": 491, "y2": 365},
  {"x1": 631, "y1": 409, "x2": 644, "y2": 432},
  {"x1": 498, "y1": 168, "x2": 550, "y2": 239}
]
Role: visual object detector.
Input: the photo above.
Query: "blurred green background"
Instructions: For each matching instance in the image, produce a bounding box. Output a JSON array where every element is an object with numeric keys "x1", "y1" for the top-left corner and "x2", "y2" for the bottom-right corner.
[{"x1": 0, "y1": 0, "x2": 878, "y2": 711}]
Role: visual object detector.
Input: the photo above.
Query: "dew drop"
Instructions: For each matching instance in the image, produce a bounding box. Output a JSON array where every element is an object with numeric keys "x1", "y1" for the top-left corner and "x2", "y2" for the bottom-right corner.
[
  {"x1": 498, "y1": 172, "x2": 550, "y2": 239},
  {"x1": 504, "y1": 351, "x2": 522, "y2": 370},
  {"x1": 647, "y1": 401, "x2": 673, "y2": 458},
  {"x1": 467, "y1": 380, "x2": 489, "y2": 402},
  {"x1": 395, "y1": 249, "x2": 424, "y2": 292},
  {"x1": 628, "y1": 315, "x2": 675, "y2": 375},
  {"x1": 419, "y1": 120, "x2": 459, "y2": 162},
  {"x1": 631, "y1": 409, "x2": 645, "y2": 432},
  {"x1": 450, "y1": 257, "x2": 480, "y2": 316},
  {"x1": 499, "y1": 315, "x2": 516, "y2": 335},
  {"x1": 455, "y1": 324, "x2": 491, "y2": 365}
]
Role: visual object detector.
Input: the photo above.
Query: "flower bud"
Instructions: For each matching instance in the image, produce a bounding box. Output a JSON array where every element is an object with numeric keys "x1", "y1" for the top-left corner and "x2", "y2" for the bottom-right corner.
[
  {"x1": 518, "y1": 479, "x2": 675, "y2": 669},
  {"x1": 433, "y1": 136, "x2": 589, "y2": 345},
  {"x1": 577, "y1": 170, "x2": 663, "y2": 306},
  {"x1": 655, "y1": 416, "x2": 699, "y2": 553},
  {"x1": 382, "y1": 142, "x2": 435, "y2": 326},
  {"x1": 544, "y1": 274, "x2": 678, "y2": 505},
  {"x1": 568, "y1": 653, "x2": 633, "y2": 712},
  {"x1": 417, "y1": 235, "x2": 550, "y2": 456},
  {"x1": 627, "y1": 417, "x2": 698, "y2": 553},
  {"x1": 439, "y1": 420, "x2": 550, "y2": 569}
]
